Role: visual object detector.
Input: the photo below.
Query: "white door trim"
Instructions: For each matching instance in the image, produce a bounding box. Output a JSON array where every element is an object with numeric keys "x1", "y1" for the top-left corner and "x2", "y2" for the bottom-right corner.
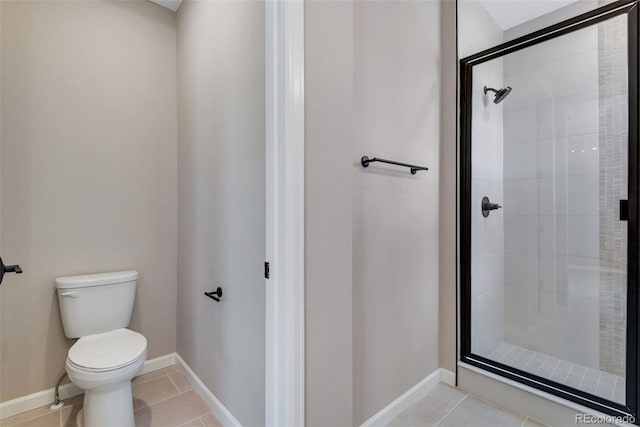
[{"x1": 265, "y1": 0, "x2": 305, "y2": 426}]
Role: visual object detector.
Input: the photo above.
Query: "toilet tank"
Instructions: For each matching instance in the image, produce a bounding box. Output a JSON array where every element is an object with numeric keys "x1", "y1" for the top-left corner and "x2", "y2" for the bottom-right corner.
[{"x1": 55, "y1": 271, "x2": 138, "y2": 339}]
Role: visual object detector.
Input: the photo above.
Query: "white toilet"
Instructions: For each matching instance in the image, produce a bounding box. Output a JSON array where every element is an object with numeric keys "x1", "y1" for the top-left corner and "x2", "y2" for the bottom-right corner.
[{"x1": 55, "y1": 271, "x2": 147, "y2": 427}]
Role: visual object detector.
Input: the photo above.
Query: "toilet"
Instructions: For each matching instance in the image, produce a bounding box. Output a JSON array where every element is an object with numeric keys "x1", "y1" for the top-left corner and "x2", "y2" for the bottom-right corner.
[{"x1": 55, "y1": 271, "x2": 147, "y2": 427}]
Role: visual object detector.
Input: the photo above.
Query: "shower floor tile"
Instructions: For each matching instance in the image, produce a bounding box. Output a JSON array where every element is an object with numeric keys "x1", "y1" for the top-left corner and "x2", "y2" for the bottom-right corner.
[
  {"x1": 387, "y1": 384, "x2": 543, "y2": 427},
  {"x1": 488, "y1": 342, "x2": 625, "y2": 404}
]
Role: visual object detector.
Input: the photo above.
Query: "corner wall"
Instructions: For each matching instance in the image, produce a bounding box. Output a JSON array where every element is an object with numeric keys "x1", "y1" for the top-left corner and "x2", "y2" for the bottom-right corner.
[
  {"x1": 438, "y1": 0, "x2": 459, "y2": 375},
  {"x1": 176, "y1": 1, "x2": 266, "y2": 425}
]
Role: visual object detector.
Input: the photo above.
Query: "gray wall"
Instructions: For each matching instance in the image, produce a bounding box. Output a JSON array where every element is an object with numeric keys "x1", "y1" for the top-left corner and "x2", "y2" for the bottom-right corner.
[
  {"x1": 352, "y1": 1, "x2": 441, "y2": 423},
  {"x1": 305, "y1": 1, "x2": 442, "y2": 424},
  {"x1": 304, "y1": 1, "x2": 354, "y2": 425},
  {"x1": 439, "y1": 0, "x2": 459, "y2": 374},
  {"x1": 0, "y1": 0, "x2": 177, "y2": 402},
  {"x1": 176, "y1": 1, "x2": 265, "y2": 426}
]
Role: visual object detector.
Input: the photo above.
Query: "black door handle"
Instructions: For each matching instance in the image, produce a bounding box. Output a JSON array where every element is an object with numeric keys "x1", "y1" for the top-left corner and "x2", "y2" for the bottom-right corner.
[
  {"x1": 482, "y1": 196, "x2": 502, "y2": 217},
  {"x1": 204, "y1": 287, "x2": 223, "y2": 302},
  {"x1": 0, "y1": 257, "x2": 22, "y2": 285}
]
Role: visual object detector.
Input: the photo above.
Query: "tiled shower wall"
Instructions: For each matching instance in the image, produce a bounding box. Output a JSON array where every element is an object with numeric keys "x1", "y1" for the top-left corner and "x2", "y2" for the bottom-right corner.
[
  {"x1": 597, "y1": 13, "x2": 628, "y2": 377},
  {"x1": 502, "y1": 26, "x2": 601, "y2": 369},
  {"x1": 470, "y1": 57, "x2": 505, "y2": 357},
  {"x1": 462, "y1": 0, "x2": 505, "y2": 358}
]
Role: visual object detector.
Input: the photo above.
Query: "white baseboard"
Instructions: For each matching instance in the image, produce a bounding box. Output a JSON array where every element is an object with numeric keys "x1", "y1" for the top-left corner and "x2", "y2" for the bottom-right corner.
[
  {"x1": 0, "y1": 352, "x2": 177, "y2": 420},
  {"x1": 175, "y1": 354, "x2": 241, "y2": 427},
  {"x1": 361, "y1": 368, "x2": 456, "y2": 427},
  {"x1": 137, "y1": 352, "x2": 176, "y2": 376},
  {"x1": 0, "y1": 381, "x2": 83, "y2": 421}
]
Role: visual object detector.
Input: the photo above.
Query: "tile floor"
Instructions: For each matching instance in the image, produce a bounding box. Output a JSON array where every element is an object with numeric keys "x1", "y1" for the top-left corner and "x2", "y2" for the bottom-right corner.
[
  {"x1": 488, "y1": 342, "x2": 625, "y2": 404},
  {"x1": 0, "y1": 366, "x2": 222, "y2": 427},
  {"x1": 387, "y1": 383, "x2": 545, "y2": 427}
]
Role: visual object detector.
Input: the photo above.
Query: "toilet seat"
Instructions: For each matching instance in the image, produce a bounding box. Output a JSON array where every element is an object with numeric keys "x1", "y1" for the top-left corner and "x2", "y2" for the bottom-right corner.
[{"x1": 68, "y1": 328, "x2": 147, "y2": 372}]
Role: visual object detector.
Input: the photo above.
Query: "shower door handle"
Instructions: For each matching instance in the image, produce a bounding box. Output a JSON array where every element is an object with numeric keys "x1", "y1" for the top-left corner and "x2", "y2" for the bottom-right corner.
[
  {"x1": 620, "y1": 199, "x2": 629, "y2": 221},
  {"x1": 482, "y1": 196, "x2": 502, "y2": 217}
]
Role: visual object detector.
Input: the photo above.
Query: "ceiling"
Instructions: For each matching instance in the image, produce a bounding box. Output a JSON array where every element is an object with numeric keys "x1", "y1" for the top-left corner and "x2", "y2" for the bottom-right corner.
[
  {"x1": 150, "y1": 0, "x2": 579, "y2": 27},
  {"x1": 478, "y1": 0, "x2": 581, "y2": 30},
  {"x1": 149, "y1": 0, "x2": 182, "y2": 12}
]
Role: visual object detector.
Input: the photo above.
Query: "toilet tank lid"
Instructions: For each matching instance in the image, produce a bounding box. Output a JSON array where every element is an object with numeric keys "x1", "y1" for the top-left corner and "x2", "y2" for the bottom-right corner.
[{"x1": 55, "y1": 271, "x2": 138, "y2": 289}]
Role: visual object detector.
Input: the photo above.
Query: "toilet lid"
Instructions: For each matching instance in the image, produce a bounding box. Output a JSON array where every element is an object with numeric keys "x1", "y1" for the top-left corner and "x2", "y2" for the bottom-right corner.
[{"x1": 68, "y1": 328, "x2": 147, "y2": 371}]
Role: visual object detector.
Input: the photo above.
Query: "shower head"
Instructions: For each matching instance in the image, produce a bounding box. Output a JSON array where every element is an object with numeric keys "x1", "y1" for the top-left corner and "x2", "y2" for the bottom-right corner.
[{"x1": 484, "y1": 86, "x2": 512, "y2": 104}]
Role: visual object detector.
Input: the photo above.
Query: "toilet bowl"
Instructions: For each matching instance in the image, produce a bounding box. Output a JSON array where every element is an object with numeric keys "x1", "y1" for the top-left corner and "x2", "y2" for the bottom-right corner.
[{"x1": 66, "y1": 328, "x2": 147, "y2": 427}]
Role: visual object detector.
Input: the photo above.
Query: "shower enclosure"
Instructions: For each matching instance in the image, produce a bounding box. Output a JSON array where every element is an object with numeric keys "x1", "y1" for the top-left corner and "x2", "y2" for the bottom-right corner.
[{"x1": 460, "y1": 0, "x2": 639, "y2": 419}]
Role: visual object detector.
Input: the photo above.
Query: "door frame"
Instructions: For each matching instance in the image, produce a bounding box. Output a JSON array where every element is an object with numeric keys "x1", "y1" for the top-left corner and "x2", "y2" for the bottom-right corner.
[
  {"x1": 459, "y1": 0, "x2": 640, "y2": 420},
  {"x1": 265, "y1": 0, "x2": 306, "y2": 426}
]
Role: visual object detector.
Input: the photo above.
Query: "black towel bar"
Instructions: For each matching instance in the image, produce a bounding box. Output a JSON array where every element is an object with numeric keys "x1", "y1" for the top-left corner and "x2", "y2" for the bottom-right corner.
[{"x1": 361, "y1": 156, "x2": 428, "y2": 175}]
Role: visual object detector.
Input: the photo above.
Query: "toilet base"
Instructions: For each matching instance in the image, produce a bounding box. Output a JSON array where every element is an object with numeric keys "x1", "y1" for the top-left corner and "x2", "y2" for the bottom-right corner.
[
  {"x1": 65, "y1": 337, "x2": 146, "y2": 427},
  {"x1": 81, "y1": 381, "x2": 135, "y2": 427}
]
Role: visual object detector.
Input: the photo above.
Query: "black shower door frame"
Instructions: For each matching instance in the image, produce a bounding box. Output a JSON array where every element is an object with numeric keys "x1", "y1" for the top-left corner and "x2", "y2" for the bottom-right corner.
[{"x1": 460, "y1": 0, "x2": 640, "y2": 420}]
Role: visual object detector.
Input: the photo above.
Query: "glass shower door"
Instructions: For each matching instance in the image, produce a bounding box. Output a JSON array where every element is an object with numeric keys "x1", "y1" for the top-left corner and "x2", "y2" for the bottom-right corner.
[{"x1": 461, "y1": 2, "x2": 638, "y2": 418}]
